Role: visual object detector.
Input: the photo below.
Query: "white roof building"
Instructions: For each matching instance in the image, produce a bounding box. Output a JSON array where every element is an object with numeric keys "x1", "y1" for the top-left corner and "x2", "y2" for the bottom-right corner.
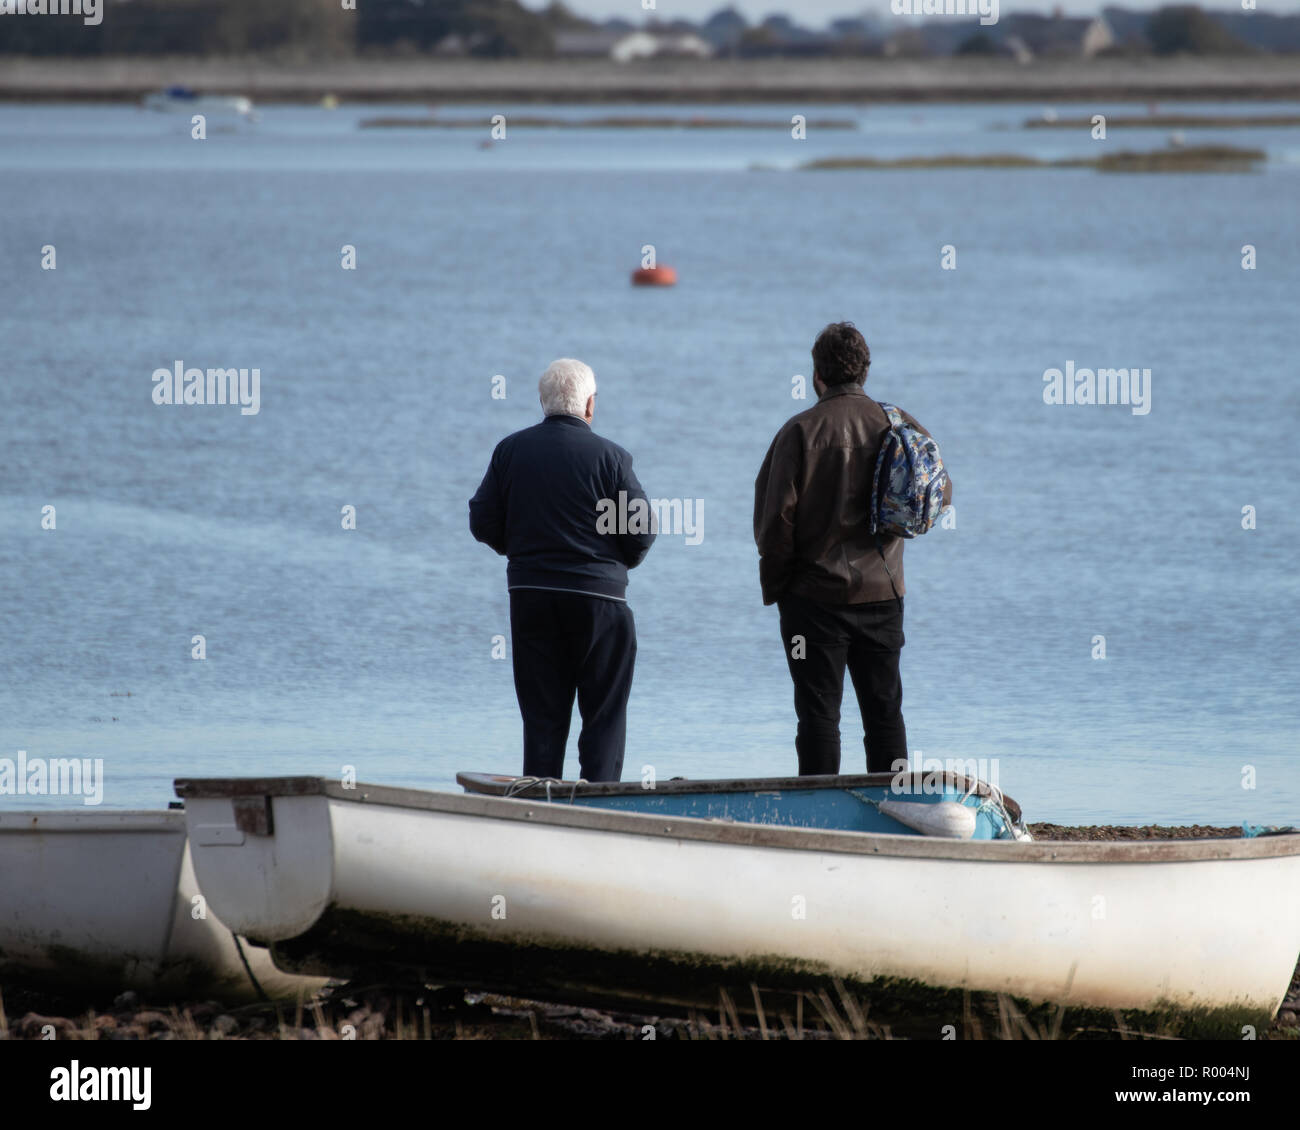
[{"x1": 554, "y1": 30, "x2": 714, "y2": 61}]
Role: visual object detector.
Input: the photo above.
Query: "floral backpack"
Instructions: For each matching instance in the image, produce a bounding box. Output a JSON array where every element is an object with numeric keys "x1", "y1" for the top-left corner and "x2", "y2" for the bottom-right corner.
[{"x1": 870, "y1": 402, "x2": 950, "y2": 540}]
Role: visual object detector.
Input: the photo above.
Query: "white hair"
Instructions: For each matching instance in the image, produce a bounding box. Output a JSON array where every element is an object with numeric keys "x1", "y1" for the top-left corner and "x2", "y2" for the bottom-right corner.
[{"x1": 539, "y1": 358, "x2": 596, "y2": 418}]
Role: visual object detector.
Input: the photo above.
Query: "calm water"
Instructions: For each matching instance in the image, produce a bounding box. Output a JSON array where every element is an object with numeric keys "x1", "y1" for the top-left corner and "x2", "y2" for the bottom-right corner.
[{"x1": 2, "y1": 102, "x2": 1297, "y2": 822}]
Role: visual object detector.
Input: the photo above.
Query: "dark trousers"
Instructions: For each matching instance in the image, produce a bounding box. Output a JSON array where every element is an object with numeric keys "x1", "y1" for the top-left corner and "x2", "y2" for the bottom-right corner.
[
  {"x1": 777, "y1": 592, "x2": 907, "y2": 776},
  {"x1": 509, "y1": 588, "x2": 637, "y2": 783}
]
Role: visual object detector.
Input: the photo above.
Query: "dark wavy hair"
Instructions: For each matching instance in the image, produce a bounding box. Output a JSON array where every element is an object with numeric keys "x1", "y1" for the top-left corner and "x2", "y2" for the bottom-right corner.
[{"x1": 811, "y1": 322, "x2": 871, "y2": 387}]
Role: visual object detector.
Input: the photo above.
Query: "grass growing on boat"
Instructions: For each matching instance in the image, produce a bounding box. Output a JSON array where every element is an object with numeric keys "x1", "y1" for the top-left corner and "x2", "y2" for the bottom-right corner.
[
  {"x1": 258, "y1": 906, "x2": 1284, "y2": 1042},
  {"x1": 4, "y1": 942, "x2": 273, "y2": 1006},
  {"x1": 731, "y1": 975, "x2": 1278, "y2": 1041}
]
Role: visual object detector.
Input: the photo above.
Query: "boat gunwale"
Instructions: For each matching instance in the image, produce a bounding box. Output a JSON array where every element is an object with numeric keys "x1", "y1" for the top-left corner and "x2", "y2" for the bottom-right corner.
[
  {"x1": 0, "y1": 810, "x2": 186, "y2": 833},
  {"x1": 173, "y1": 776, "x2": 1300, "y2": 864},
  {"x1": 176, "y1": 770, "x2": 1020, "y2": 818},
  {"x1": 453, "y1": 769, "x2": 1024, "y2": 821}
]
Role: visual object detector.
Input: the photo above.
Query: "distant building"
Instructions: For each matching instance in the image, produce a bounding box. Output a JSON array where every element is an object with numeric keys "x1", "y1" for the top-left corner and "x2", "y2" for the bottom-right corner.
[
  {"x1": 609, "y1": 31, "x2": 713, "y2": 61},
  {"x1": 554, "y1": 29, "x2": 714, "y2": 61},
  {"x1": 553, "y1": 29, "x2": 623, "y2": 57},
  {"x1": 432, "y1": 34, "x2": 469, "y2": 57},
  {"x1": 1000, "y1": 13, "x2": 1115, "y2": 59}
]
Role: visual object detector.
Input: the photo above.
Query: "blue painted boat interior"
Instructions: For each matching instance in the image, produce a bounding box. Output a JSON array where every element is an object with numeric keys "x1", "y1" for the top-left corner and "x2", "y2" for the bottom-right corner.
[{"x1": 531, "y1": 785, "x2": 1015, "y2": 840}]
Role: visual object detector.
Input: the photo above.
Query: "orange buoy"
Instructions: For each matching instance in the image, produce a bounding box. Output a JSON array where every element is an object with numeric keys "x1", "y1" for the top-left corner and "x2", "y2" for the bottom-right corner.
[{"x1": 631, "y1": 266, "x2": 677, "y2": 286}]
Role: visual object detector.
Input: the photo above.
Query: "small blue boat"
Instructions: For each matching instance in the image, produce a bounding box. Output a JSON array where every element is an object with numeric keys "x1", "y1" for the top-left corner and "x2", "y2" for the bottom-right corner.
[{"x1": 456, "y1": 770, "x2": 1029, "y2": 841}]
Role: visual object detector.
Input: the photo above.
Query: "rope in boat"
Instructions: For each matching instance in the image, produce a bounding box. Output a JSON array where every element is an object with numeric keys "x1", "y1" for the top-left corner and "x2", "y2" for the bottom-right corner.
[
  {"x1": 503, "y1": 776, "x2": 554, "y2": 797},
  {"x1": 502, "y1": 776, "x2": 588, "y2": 803},
  {"x1": 232, "y1": 930, "x2": 270, "y2": 1002},
  {"x1": 960, "y1": 779, "x2": 1033, "y2": 841}
]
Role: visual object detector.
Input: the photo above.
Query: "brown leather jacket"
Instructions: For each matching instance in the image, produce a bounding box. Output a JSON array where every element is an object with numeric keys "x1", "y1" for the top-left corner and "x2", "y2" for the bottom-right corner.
[{"x1": 753, "y1": 383, "x2": 952, "y2": 606}]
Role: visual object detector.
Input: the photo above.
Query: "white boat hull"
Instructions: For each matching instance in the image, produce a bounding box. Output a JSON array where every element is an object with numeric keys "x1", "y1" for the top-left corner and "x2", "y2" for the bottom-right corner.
[
  {"x1": 0, "y1": 809, "x2": 320, "y2": 1001},
  {"x1": 178, "y1": 778, "x2": 1300, "y2": 1029}
]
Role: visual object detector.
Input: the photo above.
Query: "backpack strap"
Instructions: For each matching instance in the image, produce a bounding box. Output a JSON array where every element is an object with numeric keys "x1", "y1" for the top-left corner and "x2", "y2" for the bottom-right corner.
[
  {"x1": 877, "y1": 401, "x2": 906, "y2": 431},
  {"x1": 872, "y1": 401, "x2": 905, "y2": 611}
]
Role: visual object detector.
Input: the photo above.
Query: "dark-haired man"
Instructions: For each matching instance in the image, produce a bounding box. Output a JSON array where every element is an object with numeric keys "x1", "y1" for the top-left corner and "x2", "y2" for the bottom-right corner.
[{"x1": 753, "y1": 322, "x2": 952, "y2": 776}]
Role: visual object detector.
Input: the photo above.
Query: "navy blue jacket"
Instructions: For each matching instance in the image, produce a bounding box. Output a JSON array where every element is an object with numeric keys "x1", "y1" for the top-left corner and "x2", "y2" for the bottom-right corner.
[{"x1": 469, "y1": 414, "x2": 655, "y2": 601}]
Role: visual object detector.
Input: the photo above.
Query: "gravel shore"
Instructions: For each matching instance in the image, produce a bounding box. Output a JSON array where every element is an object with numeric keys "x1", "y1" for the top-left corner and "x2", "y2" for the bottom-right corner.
[
  {"x1": 5, "y1": 970, "x2": 1297, "y2": 1041},
  {"x1": 1026, "y1": 823, "x2": 1246, "y2": 840}
]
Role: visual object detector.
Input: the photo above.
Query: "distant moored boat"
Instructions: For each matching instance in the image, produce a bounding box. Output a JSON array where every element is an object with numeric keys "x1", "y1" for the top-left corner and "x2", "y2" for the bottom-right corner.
[
  {"x1": 143, "y1": 86, "x2": 255, "y2": 119},
  {"x1": 631, "y1": 265, "x2": 677, "y2": 286}
]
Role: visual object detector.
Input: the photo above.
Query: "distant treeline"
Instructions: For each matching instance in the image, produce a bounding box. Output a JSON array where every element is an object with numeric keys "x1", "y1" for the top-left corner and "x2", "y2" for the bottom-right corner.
[
  {"x1": 1, "y1": 0, "x2": 350, "y2": 55},
  {"x1": 0, "y1": 0, "x2": 565, "y2": 56},
  {"x1": 1, "y1": 0, "x2": 1295, "y2": 58}
]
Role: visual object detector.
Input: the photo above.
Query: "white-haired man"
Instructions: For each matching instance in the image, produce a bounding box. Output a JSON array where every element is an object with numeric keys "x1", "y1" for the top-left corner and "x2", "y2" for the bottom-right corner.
[{"x1": 469, "y1": 359, "x2": 656, "y2": 782}]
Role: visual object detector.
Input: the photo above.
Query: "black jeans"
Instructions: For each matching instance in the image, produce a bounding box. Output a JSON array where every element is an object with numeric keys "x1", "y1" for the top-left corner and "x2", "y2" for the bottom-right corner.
[
  {"x1": 777, "y1": 592, "x2": 907, "y2": 776},
  {"x1": 509, "y1": 588, "x2": 637, "y2": 783}
]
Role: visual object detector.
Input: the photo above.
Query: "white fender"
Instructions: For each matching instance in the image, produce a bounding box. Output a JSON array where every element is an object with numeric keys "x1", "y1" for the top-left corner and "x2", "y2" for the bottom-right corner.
[{"x1": 878, "y1": 799, "x2": 977, "y2": 839}]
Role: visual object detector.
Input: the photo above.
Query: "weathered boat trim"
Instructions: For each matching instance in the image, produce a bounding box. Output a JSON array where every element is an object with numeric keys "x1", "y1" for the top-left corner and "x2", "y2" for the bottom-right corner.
[
  {"x1": 0, "y1": 810, "x2": 186, "y2": 834},
  {"x1": 174, "y1": 775, "x2": 1300, "y2": 863}
]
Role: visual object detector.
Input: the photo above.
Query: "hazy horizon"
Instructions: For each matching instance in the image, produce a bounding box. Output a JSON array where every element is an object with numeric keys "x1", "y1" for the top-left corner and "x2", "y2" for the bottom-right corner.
[{"x1": 524, "y1": 0, "x2": 1300, "y2": 29}]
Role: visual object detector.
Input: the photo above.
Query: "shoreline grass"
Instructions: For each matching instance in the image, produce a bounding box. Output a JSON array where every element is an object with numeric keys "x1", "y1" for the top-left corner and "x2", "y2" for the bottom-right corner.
[
  {"x1": 1025, "y1": 113, "x2": 1300, "y2": 129},
  {"x1": 797, "y1": 144, "x2": 1266, "y2": 173},
  {"x1": 3, "y1": 970, "x2": 1296, "y2": 1041}
]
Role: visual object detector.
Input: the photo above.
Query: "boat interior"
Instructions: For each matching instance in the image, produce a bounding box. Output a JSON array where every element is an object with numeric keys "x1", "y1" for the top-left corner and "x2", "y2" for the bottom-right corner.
[{"x1": 456, "y1": 770, "x2": 1026, "y2": 840}]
